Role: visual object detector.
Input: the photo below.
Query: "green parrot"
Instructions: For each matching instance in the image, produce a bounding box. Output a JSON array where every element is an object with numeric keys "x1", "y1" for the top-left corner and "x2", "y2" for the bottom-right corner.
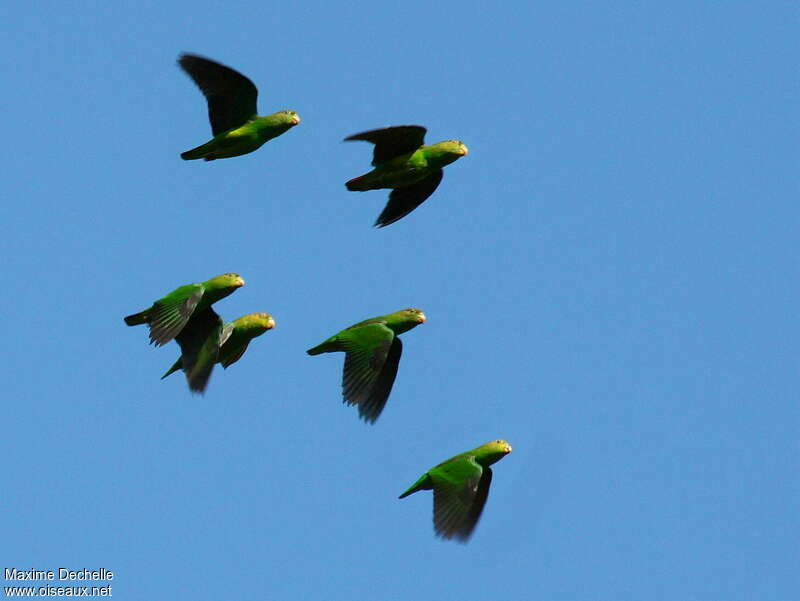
[
  {"x1": 399, "y1": 440, "x2": 512, "y2": 542},
  {"x1": 306, "y1": 308, "x2": 426, "y2": 423},
  {"x1": 123, "y1": 273, "x2": 244, "y2": 346},
  {"x1": 178, "y1": 53, "x2": 300, "y2": 161},
  {"x1": 161, "y1": 312, "x2": 276, "y2": 393},
  {"x1": 344, "y1": 125, "x2": 468, "y2": 227}
]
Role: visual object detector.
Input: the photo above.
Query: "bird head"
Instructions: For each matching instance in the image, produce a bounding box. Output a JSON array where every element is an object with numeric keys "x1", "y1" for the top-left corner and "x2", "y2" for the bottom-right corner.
[
  {"x1": 234, "y1": 313, "x2": 276, "y2": 338},
  {"x1": 479, "y1": 440, "x2": 513, "y2": 465},
  {"x1": 212, "y1": 273, "x2": 245, "y2": 289},
  {"x1": 277, "y1": 110, "x2": 301, "y2": 126},
  {"x1": 387, "y1": 308, "x2": 426, "y2": 334},
  {"x1": 402, "y1": 307, "x2": 427, "y2": 324},
  {"x1": 428, "y1": 140, "x2": 468, "y2": 168}
]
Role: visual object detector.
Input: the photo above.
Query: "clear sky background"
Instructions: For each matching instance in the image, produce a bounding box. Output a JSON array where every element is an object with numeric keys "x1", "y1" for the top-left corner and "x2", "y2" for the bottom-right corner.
[{"x1": 2, "y1": 2, "x2": 797, "y2": 600}]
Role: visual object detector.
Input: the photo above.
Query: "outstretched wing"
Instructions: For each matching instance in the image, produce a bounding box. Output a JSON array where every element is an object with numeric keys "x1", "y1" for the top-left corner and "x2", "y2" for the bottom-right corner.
[
  {"x1": 178, "y1": 53, "x2": 259, "y2": 135},
  {"x1": 375, "y1": 169, "x2": 443, "y2": 227},
  {"x1": 430, "y1": 457, "x2": 491, "y2": 542},
  {"x1": 339, "y1": 322, "x2": 399, "y2": 423},
  {"x1": 174, "y1": 307, "x2": 224, "y2": 393},
  {"x1": 345, "y1": 125, "x2": 427, "y2": 165},
  {"x1": 356, "y1": 337, "x2": 402, "y2": 423},
  {"x1": 147, "y1": 284, "x2": 205, "y2": 346}
]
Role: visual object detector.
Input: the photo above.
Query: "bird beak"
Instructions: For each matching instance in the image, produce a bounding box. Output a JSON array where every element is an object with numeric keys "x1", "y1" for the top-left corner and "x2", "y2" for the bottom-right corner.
[
  {"x1": 268, "y1": 317, "x2": 276, "y2": 329},
  {"x1": 237, "y1": 277, "x2": 245, "y2": 287},
  {"x1": 418, "y1": 312, "x2": 427, "y2": 323},
  {"x1": 460, "y1": 145, "x2": 469, "y2": 156},
  {"x1": 292, "y1": 115, "x2": 301, "y2": 125}
]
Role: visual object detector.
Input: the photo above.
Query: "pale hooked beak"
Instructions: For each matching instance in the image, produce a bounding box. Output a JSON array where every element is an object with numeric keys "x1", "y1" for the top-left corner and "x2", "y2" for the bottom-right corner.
[
  {"x1": 418, "y1": 312, "x2": 427, "y2": 323},
  {"x1": 460, "y1": 145, "x2": 469, "y2": 156},
  {"x1": 267, "y1": 316, "x2": 276, "y2": 329},
  {"x1": 292, "y1": 114, "x2": 301, "y2": 125}
]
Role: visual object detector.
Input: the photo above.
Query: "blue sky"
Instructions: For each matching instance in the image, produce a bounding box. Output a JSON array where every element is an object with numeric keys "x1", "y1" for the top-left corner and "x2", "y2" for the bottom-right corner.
[{"x1": 2, "y1": 2, "x2": 797, "y2": 600}]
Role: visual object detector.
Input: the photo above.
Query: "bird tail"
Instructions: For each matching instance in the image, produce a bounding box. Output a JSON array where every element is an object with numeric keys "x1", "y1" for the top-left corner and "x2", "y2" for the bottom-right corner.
[
  {"x1": 180, "y1": 141, "x2": 216, "y2": 161},
  {"x1": 398, "y1": 474, "x2": 432, "y2": 499},
  {"x1": 345, "y1": 175, "x2": 375, "y2": 191},
  {"x1": 306, "y1": 338, "x2": 339, "y2": 355},
  {"x1": 124, "y1": 310, "x2": 148, "y2": 326},
  {"x1": 161, "y1": 358, "x2": 182, "y2": 380}
]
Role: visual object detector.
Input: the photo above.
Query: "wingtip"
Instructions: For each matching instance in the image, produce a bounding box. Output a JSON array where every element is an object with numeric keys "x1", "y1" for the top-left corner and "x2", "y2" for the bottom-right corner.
[
  {"x1": 188, "y1": 378, "x2": 208, "y2": 394},
  {"x1": 358, "y1": 413, "x2": 379, "y2": 425},
  {"x1": 374, "y1": 216, "x2": 396, "y2": 228}
]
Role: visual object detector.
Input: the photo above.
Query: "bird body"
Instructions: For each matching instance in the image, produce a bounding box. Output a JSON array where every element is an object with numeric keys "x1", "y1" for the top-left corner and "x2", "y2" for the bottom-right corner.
[
  {"x1": 399, "y1": 440, "x2": 512, "y2": 542},
  {"x1": 178, "y1": 53, "x2": 300, "y2": 161},
  {"x1": 306, "y1": 308, "x2": 426, "y2": 423},
  {"x1": 123, "y1": 273, "x2": 244, "y2": 346},
  {"x1": 162, "y1": 312, "x2": 276, "y2": 392},
  {"x1": 344, "y1": 125, "x2": 467, "y2": 226},
  {"x1": 346, "y1": 141, "x2": 467, "y2": 191},
  {"x1": 181, "y1": 111, "x2": 300, "y2": 161}
]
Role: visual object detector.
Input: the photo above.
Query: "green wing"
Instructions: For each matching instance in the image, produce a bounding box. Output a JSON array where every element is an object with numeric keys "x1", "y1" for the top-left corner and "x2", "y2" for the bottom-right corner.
[
  {"x1": 352, "y1": 337, "x2": 402, "y2": 423},
  {"x1": 162, "y1": 322, "x2": 233, "y2": 379},
  {"x1": 430, "y1": 457, "x2": 491, "y2": 542},
  {"x1": 173, "y1": 307, "x2": 224, "y2": 393},
  {"x1": 375, "y1": 169, "x2": 443, "y2": 227},
  {"x1": 338, "y1": 322, "x2": 400, "y2": 423},
  {"x1": 147, "y1": 283, "x2": 205, "y2": 346},
  {"x1": 178, "y1": 53, "x2": 258, "y2": 136},
  {"x1": 217, "y1": 323, "x2": 245, "y2": 368},
  {"x1": 345, "y1": 125, "x2": 427, "y2": 165},
  {"x1": 220, "y1": 341, "x2": 250, "y2": 368}
]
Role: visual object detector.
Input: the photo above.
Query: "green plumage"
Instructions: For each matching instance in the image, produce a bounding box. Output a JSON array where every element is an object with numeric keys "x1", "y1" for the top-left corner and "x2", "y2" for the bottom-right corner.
[
  {"x1": 123, "y1": 273, "x2": 244, "y2": 346},
  {"x1": 345, "y1": 125, "x2": 468, "y2": 227},
  {"x1": 162, "y1": 312, "x2": 276, "y2": 393},
  {"x1": 178, "y1": 53, "x2": 300, "y2": 161},
  {"x1": 306, "y1": 308, "x2": 426, "y2": 423},
  {"x1": 399, "y1": 440, "x2": 512, "y2": 542}
]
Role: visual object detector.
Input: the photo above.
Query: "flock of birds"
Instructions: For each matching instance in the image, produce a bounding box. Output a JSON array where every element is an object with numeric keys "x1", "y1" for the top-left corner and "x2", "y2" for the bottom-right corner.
[{"x1": 124, "y1": 53, "x2": 511, "y2": 542}]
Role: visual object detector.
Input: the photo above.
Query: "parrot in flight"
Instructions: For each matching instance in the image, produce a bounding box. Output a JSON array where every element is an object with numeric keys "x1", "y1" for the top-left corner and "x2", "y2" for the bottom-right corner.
[
  {"x1": 344, "y1": 125, "x2": 467, "y2": 227},
  {"x1": 123, "y1": 273, "x2": 244, "y2": 346},
  {"x1": 399, "y1": 440, "x2": 512, "y2": 542},
  {"x1": 306, "y1": 308, "x2": 426, "y2": 423},
  {"x1": 161, "y1": 312, "x2": 276, "y2": 394},
  {"x1": 178, "y1": 53, "x2": 300, "y2": 161}
]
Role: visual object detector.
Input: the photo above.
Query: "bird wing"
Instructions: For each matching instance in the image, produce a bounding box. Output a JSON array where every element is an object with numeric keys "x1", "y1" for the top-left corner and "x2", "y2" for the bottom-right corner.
[
  {"x1": 219, "y1": 321, "x2": 236, "y2": 347},
  {"x1": 178, "y1": 53, "x2": 259, "y2": 136},
  {"x1": 375, "y1": 169, "x2": 443, "y2": 227},
  {"x1": 174, "y1": 307, "x2": 224, "y2": 393},
  {"x1": 345, "y1": 125, "x2": 427, "y2": 165},
  {"x1": 357, "y1": 337, "x2": 402, "y2": 423},
  {"x1": 147, "y1": 284, "x2": 205, "y2": 346},
  {"x1": 430, "y1": 457, "x2": 491, "y2": 541},
  {"x1": 220, "y1": 341, "x2": 250, "y2": 369},
  {"x1": 338, "y1": 322, "x2": 399, "y2": 423}
]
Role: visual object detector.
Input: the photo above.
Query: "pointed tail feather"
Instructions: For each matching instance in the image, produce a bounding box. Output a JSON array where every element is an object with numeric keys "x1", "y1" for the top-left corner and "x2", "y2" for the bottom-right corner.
[
  {"x1": 306, "y1": 338, "x2": 341, "y2": 355},
  {"x1": 124, "y1": 311, "x2": 148, "y2": 326},
  {"x1": 180, "y1": 140, "x2": 215, "y2": 161},
  {"x1": 161, "y1": 358, "x2": 182, "y2": 380},
  {"x1": 345, "y1": 175, "x2": 373, "y2": 191},
  {"x1": 398, "y1": 474, "x2": 432, "y2": 499}
]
